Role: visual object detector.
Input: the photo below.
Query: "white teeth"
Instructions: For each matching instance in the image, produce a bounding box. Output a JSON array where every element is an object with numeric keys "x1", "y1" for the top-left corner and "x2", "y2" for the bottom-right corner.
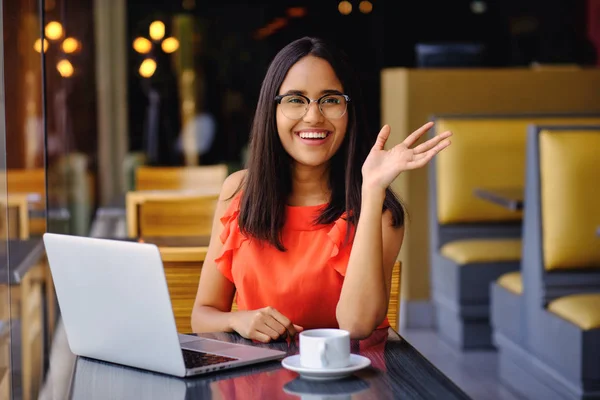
[{"x1": 299, "y1": 132, "x2": 328, "y2": 139}]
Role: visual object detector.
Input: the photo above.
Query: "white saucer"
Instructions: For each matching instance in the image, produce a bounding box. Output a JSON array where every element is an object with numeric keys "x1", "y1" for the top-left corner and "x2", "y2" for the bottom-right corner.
[{"x1": 281, "y1": 354, "x2": 371, "y2": 381}]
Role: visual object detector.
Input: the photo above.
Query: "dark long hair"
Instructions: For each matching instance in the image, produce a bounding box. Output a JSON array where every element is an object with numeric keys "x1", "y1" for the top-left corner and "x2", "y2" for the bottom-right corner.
[{"x1": 237, "y1": 37, "x2": 404, "y2": 251}]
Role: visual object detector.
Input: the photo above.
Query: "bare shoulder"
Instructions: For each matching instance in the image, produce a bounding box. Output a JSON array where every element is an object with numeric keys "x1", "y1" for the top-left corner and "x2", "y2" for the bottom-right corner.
[{"x1": 219, "y1": 169, "x2": 247, "y2": 201}]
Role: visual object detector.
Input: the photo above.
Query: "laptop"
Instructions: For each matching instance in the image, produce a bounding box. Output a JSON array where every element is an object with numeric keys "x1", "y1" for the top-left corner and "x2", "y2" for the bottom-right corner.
[{"x1": 43, "y1": 233, "x2": 286, "y2": 377}]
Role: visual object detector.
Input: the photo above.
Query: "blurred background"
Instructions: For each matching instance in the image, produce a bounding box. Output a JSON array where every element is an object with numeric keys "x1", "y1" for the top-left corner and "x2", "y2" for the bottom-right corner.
[{"x1": 1, "y1": 0, "x2": 600, "y2": 399}]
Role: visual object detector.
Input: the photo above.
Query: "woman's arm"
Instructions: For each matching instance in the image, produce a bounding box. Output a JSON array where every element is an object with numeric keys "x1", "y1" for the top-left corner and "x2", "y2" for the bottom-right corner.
[
  {"x1": 336, "y1": 187, "x2": 404, "y2": 339},
  {"x1": 337, "y1": 123, "x2": 451, "y2": 339}
]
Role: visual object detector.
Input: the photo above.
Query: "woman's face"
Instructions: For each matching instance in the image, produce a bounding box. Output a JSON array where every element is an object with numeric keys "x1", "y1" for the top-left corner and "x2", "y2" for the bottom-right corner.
[{"x1": 276, "y1": 56, "x2": 349, "y2": 168}]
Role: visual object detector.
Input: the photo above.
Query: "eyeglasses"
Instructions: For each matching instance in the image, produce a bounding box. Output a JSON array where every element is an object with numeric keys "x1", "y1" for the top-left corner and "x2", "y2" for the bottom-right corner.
[{"x1": 274, "y1": 93, "x2": 351, "y2": 120}]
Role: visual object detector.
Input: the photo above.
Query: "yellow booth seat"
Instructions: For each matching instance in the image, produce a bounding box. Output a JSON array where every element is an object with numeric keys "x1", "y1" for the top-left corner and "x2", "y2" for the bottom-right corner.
[
  {"x1": 497, "y1": 271, "x2": 523, "y2": 295},
  {"x1": 435, "y1": 117, "x2": 600, "y2": 225},
  {"x1": 540, "y1": 131, "x2": 600, "y2": 271},
  {"x1": 548, "y1": 294, "x2": 600, "y2": 330},
  {"x1": 440, "y1": 239, "x2": 522, "y2": 265}
]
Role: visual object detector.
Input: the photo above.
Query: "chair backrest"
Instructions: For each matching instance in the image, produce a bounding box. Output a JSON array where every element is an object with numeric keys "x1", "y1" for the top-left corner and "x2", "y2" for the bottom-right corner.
[
  {"x1": 0, "y1": 322, "x2": 9, "y2": 398},
  {"x1": 139, "y1": 195, "x2": 219, "y2": 237},
  {"x1": 539, "y1": 131, "x2": 600, "y2": 271},
  {"x1": 0, "y1": 197, "x2": 29, "y2": 239},
  {"x1": 126, "y1": 190, "x2": 221, "y2": 237},
  {"x1": 135, "y1": 165, "x2": 228, "y2": 192},
  {"x1": 522, "y1": 125, "x2": 600, "y2": 308},
  {"x1": 1, "y1": 169, "x2": 45, "y2": 237},
  {"x1": 429, "y1": 115, "x2": 600, "y2": 249},
  {"x1": 387, "y1": 261, "x2": 402, "y2": 331},
  {"x1": 6, "y1": 168, "x2": 45, "y2": 195}
]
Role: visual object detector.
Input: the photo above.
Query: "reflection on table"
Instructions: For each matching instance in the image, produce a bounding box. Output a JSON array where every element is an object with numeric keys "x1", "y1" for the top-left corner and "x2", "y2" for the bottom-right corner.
[{"x1": 65, "y1": 328, "x2": 470, "y2": 400}]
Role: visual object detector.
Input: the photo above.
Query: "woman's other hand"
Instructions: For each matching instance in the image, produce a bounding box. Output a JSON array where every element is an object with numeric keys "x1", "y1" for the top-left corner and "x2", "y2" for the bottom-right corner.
[
  {"x1": 361, "y1": 122, "x2": 452, "y2": 190},
  {"x1": 229, "y1": 306, "x2": 303, "y2": 343}
]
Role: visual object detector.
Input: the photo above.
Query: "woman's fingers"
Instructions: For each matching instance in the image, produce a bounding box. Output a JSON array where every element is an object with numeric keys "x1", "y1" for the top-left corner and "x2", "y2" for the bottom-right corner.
[
  {"x1": 242, "y1": 306, "x2": 302, "y2": 343},
  {"x1": 372, "y1": 125, "x2": 392, "y2": 151},
  {"x1": 260, "y1": 322, "x2": 283, "y2": 341},
  {"x1": 266, "y1": 307, "x2": 299, "y2": 337},
  {"x1": 264, "y1": 317, "x2": 287, "y2": 337},
  {"x1": 407, "y1": 139, "x2": 451, "y2": 169},
  {"x1": 413, "y1": 131, "x2": 452, "y2": 154},
  {"x1": 250, "y1": 331, "x2": 272, "y2": 343},
  {"x1": 402, "y1": 122, "x2": 434, "y2": 148}
]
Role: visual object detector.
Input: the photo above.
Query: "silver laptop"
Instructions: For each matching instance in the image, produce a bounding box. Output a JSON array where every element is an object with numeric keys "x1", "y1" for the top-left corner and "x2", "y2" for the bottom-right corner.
[{"x1": 43, "y1": 233, "x2": 286, "y2": 377}]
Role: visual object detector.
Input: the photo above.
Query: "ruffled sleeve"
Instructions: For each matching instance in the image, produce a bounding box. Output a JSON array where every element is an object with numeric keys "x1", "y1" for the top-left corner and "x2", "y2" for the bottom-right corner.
[
  {"x1": 327, "y1": 213, "x2": 355, "y2": 276},
  {"x1": 214, "y1": 193, "x2": 247, "y2": 283}
]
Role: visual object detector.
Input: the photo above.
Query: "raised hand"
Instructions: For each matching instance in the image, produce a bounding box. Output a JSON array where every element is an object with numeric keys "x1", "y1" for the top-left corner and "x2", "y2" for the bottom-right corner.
[
  {"x1": 229, "y1": 306, "x2": 303, "y2": 343},
  {"x1": 361, "y1": 122, "x2": 451, "y2": 190}
]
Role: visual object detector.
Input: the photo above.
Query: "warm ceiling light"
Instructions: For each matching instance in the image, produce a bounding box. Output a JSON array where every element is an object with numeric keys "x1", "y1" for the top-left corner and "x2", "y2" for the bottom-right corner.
[
  {"x1": 338, "y1": 1, "x2": 352, "y2": 15},
  {"x1": 149, "y1": 21, "x2": 165, "y2": 41},
  {"x1": 33, "y1": 38, "x2": 49, "y2": 53},
  {"x1": 56, "y1": 59, "x2": 74, "y2": 78},
  {"x1": 161, "y1": 37, "x2": 179, "y2": 53},
  {"x1": 62, "y1": 37, "x2": 80, "y2": 53},
  {"x1": 139, "y1": 58, "x2": 157, "y2": 78},
  {"x1": 286, "y1": 7, "x2": 307, "y2": 18},
  {"x1": 359, "y1": 0, "x2": 373, "y2": 14},
  {"x1": 133, "y1": 37, "x2": 152, "y2": 54},
  {"x1": 45, "y1": 21, "x2": 63, "y2": 40}
]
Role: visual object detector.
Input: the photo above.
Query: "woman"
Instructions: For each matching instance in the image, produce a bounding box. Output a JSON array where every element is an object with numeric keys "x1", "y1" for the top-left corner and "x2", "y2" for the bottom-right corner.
[{"x1": 191, "y1": 37, "x2": 451, "y2": 342}]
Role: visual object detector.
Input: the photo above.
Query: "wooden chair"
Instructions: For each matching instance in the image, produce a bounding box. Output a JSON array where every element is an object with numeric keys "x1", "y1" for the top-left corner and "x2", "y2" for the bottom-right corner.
[
  {"x1": 6, "y1": 168, "x2": 45, "y2": 195},
  {"x1": 127, "y1": 191, "x2": 219, "y2": 237},
  {"x1": 159, "y1": 247, "x2": 207, "y2": 333},
  {"x1": 0, "y1": 195, "x2": 29, "y2": 239},
  {"x1": 388, "y1": 261, "x2": 402, "y2": 331},
  {"x1": 0, "y1": 256, "x2": 46, "y2": 400},
  {"x1": 4, "y1": 169, "x2": 45, "y2": 236},
  {"x1": 135, "y1": 165, "x2": 228, "y2": 192},
  {"x1": 139, "y1": 195, "x2": 219, "y2": 237},
  {"x1": 0, "y1": 321, "x2": 9, "y2": 399},
  {"x1": 19, "y1": 263, "x2": 45, "y2": 400}
]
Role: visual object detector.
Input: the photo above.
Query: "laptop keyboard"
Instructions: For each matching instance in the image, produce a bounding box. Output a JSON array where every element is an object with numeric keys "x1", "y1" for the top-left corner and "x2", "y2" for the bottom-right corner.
[{"x1": 181, "y1": 349, "x2": 238, "y2": 369}]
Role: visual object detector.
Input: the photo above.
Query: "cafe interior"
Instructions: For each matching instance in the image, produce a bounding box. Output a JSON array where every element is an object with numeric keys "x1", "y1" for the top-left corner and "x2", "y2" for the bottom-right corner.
[{"x1": 1, "y1": 0, "x2": 600, "y2": 399}]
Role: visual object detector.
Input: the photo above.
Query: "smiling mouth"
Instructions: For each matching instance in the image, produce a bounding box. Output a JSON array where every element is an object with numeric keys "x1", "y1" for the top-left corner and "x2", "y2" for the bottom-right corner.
[{"x1": 295, "y1": 131, "x2": 332, "y2": 140}]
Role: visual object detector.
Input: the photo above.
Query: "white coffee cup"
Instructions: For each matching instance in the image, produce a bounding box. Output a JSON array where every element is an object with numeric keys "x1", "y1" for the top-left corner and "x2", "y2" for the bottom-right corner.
[{"x1": 299, "y1": 329, "x2": 351, "y2": 369}]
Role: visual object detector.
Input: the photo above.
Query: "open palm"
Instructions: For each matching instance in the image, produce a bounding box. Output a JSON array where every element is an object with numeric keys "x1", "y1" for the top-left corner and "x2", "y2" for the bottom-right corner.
[{"x1": 362, "y1": 122, "x2": 452, "y2": 190}]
